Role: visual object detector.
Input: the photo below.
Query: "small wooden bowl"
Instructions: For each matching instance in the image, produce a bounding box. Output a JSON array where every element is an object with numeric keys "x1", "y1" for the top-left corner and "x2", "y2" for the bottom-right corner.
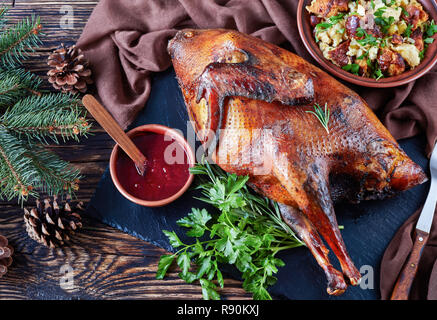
[
  {"x1": 297, "y1": 0, "x2": 437, "y2": 87},
  {"x1": 109, "y1": 124, "x2": 195, "y2": 207}
]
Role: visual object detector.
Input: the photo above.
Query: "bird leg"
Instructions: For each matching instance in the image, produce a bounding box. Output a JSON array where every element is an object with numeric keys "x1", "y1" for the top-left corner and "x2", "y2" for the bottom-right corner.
[
  {"x1": 279, "y1": 203, "x2": 347, "y2": 295},
  {"x1": 301, "y1": 165, "x2": 361, "y2": 286}
]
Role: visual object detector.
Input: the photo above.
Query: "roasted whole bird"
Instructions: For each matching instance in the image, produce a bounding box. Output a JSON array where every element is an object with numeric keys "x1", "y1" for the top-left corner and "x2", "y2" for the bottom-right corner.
[{"x1": 168, "y1": 29, "x2": 427, "y2": 295}]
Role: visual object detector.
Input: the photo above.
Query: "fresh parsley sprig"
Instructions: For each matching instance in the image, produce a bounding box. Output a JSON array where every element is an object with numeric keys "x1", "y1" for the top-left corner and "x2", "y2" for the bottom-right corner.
[
  {"x1": 374, "y1": 7, "x2": 395, "y2": 35},
  {"x1": 356, "y1": 27, "x2": 381, "y2": 46},
  {"x1": 342, "y1": 63, "x2": 361, "y2": 75},
  {"x1": 383, "y1": 0, "x2": 395, "y2": 7},
  {"x1": 366, "y1": 58, "x2": 385, "y2": 80},
  {"x1": 373, "y1": 67, "x2": 384, "y2": 80},
  {"x1": 403, "y1": 23, "x2": 413, "y2": 38},
  {"x1": 314, "y1": 13, "x2": 346, "y2": 42},
  {"x1": 426, "y1": 20, "x2": 437, "y2": 37},
  {"x1": 156, "y1": 161, "x2": 304, "y2": 300},
  {"x1": 418, "y1": 20, "x2": 437, "y2": 60},
  {"x1": 424, "y1": 20, "x2": 437, "y2": 45}
]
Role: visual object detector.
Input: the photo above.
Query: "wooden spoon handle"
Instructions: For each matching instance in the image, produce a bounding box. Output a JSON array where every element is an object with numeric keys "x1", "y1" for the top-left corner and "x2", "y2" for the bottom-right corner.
[
  {"x1": 390, "y1": 229, "x2": 429, "y2": 300},
  {"x1": 82, "y1": 95, "x2": 147, "y2": 175}
]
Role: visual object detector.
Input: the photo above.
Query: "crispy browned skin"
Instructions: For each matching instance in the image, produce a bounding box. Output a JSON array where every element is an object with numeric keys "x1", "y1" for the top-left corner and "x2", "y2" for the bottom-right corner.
[{"x1": 168, "y1": 29, "x2": 427, "y2": 295}]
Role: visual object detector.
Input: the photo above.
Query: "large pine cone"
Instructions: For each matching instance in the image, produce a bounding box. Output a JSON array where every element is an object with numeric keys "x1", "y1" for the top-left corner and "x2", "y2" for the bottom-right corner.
[
  {"x1": 24, "y1": 196, "x2": 83, "y2": 248},
  {"x1": 0, "y1": 235, "x2": 13, "y2": 278},
  {"x1": 47, "y1": 44, "x2": 93, "y2": 94}
]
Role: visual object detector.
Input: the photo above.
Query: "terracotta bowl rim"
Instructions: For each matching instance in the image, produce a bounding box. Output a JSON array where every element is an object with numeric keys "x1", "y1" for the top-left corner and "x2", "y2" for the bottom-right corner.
[
  {"x1": 297, "y1": 0, "x2": 437, "y2": 88},
  {"x1": 109, "y1": 124, "x2": 195, "y2": 207}
]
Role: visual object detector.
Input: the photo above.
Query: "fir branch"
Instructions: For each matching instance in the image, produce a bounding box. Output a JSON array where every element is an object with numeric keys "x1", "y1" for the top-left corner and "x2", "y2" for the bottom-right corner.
[
  {"x1": 0, "y1": 67, "x2": 42, "y2": 107},
  {"x1": 0, "y1": 14, "x2": 42, "y2": 66},
  {"x1": 0, "y1": 8, "x2": 90, "y2": 203},
  {"x1": 0, "y1": 126, "x2": 81, "y2": 203},
  {"x1": 0, "y1": 126, "x2": 38, "y2": 203},
  {"x1": 25, "y1": 145, "x2": 81, "y2": 197},
  {"x1": 0, "y1": 93, "x2": 90, "y2": 144}
]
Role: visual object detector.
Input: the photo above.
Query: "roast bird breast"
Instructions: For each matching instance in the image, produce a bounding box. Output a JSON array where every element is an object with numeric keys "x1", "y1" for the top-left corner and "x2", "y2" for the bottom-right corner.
[{"x1": 168, "y1": 29, "x2": 427, "y2": 295}]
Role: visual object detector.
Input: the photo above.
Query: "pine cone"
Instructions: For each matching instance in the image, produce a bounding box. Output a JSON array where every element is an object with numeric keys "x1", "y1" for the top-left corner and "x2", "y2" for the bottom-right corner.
[
  {"x1": 24, "y1": 196, "x2": 83, "y2": 248},
  {"x1": 0, "y1": 234, "x2": 13, "y2": 278},
  {"x1": 47, "y1": 44, "x2": 93, "y2": 94}
]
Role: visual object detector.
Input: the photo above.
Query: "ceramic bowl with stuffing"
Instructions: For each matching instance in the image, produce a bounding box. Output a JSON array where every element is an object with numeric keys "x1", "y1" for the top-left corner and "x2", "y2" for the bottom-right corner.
[{"x1": 297, "y1": 0, "x2": 437, "y2": 87}]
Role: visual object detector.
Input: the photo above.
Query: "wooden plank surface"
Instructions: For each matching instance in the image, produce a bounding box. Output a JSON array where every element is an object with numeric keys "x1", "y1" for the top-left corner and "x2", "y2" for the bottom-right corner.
[{"x1": 0, "y1": 0, "x2": 251, "y2": 300}]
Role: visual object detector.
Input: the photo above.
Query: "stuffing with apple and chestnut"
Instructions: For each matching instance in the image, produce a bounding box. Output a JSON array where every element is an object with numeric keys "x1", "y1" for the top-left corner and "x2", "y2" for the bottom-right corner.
[{"x1": 307, "y1": 0, "x2": 437, "y2": 79}]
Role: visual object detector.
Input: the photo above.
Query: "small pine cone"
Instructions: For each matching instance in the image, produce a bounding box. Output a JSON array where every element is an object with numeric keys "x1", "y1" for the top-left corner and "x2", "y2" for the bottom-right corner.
[
  {"x1": 24, "y1": 196, "x2": 84, "y2": 248},
  {"x1": 47, "y1": 44, "x2": 93, "y2": 94},
  {"x1": 0, "y1": 234, "x2": 13, "y2": 278}
]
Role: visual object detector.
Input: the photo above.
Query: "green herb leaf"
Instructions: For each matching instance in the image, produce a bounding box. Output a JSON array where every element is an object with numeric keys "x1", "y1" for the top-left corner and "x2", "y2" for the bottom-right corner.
[
  {"x1": 216, "y1": 268, "x2": 224, "y2": 288},
  {"x1": 401, "y1": 6, "x2": 409, "y2": 17},
  {"x1": 329, "y1": 13, "x2": 346, "y2": 24},
  {"x1": 383, "y1": 0, "x2": 395, "y2": 6},
  {"x1": 342, "y1": 63, "x2": 360, "y2": 75},
  {"x1": 163, "y1": 230, "x2": 183, "y2": 248},
  {"x1": 157, "y1": 160, "x2": 304, "y2": 300},
  {"x1": 356, "y1": 27, "x2": 380, "y2": 46},
  {"x1": 179, "y1": 271, "x2": 197, "y2": 283},
  {"x1": 374, "y1": 68, "x2": 384, "y2": 80},
  {"x1": 227, "y1": 174, "x2": 249, "y2": 195},
  {"x1": 374, "y1": 7, "x2": 396, "y2": 35},
  {"x1": 200, "y1": 279, "x2": 220, "y2": 300},
  {"x1": 337, "y1": 28, "x2": 345, "y2": 34},
  {"x1": 156, "y1": 254, "x2": 175, "y2": 280},
  {"x1": 342, "y1": 64, "x2": 352, "y2": 71},
  {"x1": 357, "y1": 52, "x2": 369, "y2": 60},
  {"x1": 351, "y1": 63, "x2": 360, "y2": 74},
  {"x1": 367, "y1": 58, "x2": 372, "y2": 68},
  {"x1": 177, "y1": 252, "x2": 191, "y2": 276},
  {"x1": 403, "y1": 24, "x2": 413, "y2": 38},
  {"x1": 426, "y1": 20, "x2": 437, "y2": 37},
  {"x1": 177, "y1": 207, "x2": 211, "y2": 237},
  {"x1": 253, "y1": 286, "x2": 272, "y2": 300},
  {"x1": 374, "y1": 7, "x2": 386, "y2": 18},
  {"x1": 314, "y1": 13, "x2": 346, "y2": 37},
  {"x1": 424, "y1": 37, "x2": 434, "y2": 44},
  {"x1": 196, "y1": 256, "x2": 212, "y2": 278}
]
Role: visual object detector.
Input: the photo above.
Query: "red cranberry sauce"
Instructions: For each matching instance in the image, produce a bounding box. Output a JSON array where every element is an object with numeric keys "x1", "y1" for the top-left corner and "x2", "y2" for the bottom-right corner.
[{"x1": 116, "y1": 132, "x2": 190, "y2": 201}]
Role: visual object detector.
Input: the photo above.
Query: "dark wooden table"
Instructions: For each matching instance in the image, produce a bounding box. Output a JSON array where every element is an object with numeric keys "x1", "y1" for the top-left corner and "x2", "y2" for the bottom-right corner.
[{"x1": 0, "y1": 0, "x2": 250, "y2": 300}]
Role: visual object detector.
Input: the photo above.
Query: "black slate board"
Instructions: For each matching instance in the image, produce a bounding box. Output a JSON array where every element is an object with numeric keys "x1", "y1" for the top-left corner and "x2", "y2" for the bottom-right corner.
[{"x1": 86, "y1": 67, "x2": 430, "y2": 300}]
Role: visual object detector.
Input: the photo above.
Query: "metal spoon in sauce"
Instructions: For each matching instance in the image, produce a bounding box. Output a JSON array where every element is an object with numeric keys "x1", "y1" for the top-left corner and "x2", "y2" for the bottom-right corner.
[{"x1": 82, "y1": 95, "x2": 148, "y2": 176}]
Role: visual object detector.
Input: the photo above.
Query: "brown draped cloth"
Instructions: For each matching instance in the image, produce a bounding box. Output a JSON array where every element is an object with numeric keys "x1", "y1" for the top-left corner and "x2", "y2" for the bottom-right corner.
[
  {"x1": 77, "y1": 0, "x2": 437, "y2": 299},
  {"x1": 380, "y1": 207, "x2": 437, "y2": 300}
]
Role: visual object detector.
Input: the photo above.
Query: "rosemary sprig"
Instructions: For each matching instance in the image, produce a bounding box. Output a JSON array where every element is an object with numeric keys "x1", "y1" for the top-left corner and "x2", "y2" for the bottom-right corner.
[{"x1": 306, "y1": 103, "x2": 331, "y2": 134}]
